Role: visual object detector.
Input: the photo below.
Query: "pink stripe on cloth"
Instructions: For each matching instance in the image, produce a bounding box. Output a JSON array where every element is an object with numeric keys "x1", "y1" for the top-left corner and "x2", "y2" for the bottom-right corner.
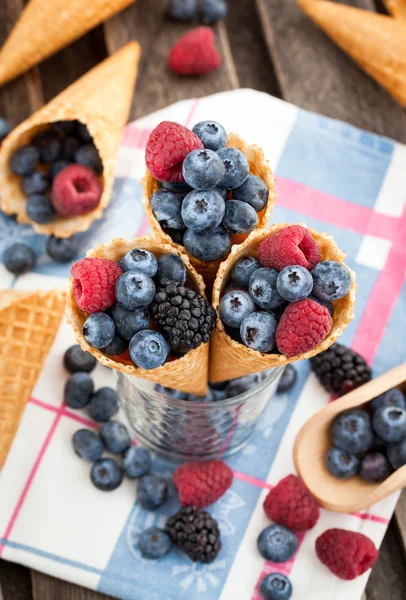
[
  {"x1": 353, "y1": 512, "x2": 390, "y2": 525},
  {"x1": 184, "y1": 98, "x2": 200, "y2": 128},
  {"x1": 233, "y1": 471, "x2": 273, "y2": 491},
  {"x1": 121, "y1": 126, "x2": 152, "y2": 149},
  {"x1": 136, "y1": 215, "x2": 150, "y2": 237}
]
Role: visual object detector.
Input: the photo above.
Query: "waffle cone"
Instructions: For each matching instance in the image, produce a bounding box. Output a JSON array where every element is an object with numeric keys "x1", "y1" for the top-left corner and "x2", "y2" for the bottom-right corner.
[
  {"x1": 0, "y1": 42, "x2": 140, "y2": 237},
  {"x1": 298, "y1": 0, "x2": 406, "y2": 107},
  {"x1": 143, "y1": 133, "x2": 276, "y2": 287},
  {"x1": 65, "y1": 235, "x2": 209, "y2": 395},
  {"x1": 0, "y1": 289, "x2": 66, "y2": 469},
  {"x1": 383, "y1": 0, "x2": 406, "y2": 20},
  {"x1": 0, "y1": 0, "x2": 137, "y2": 86},
  {"x1": 209, "y1": 225, "x2": 356, "y2": 382}
]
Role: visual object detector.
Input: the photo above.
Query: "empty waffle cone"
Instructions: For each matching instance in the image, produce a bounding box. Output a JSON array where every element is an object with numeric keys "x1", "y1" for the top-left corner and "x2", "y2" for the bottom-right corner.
[
  {"x1": 65, "y1": 235, "x2": 209, "y2": 395},
  {"x1": 383, "y1": 0, "x2": 406, "y2": 20},
  {"x1": 0, "y1": 289, "x2": 66, "y2": 469},
  {"x1": 209, "y1": 225, "x2": 356, "y2": 382},
  {"x1": 143, "y1": 133, "x2": 276, "y2": 287},
  {"x1": 0, "y1": 0, "x2": 137, "y2": 87},
  {"x1": 0, "y1": 42, "x2": 141, "y2": 238},
  {"x1": 298, "y1": 0, "x2": 406, "y2": 107}
]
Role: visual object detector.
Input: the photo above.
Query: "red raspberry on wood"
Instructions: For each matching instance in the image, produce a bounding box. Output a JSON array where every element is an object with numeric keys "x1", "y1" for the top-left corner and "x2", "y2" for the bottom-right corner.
[
  {"x1": 168, "y1": 27, "x2": 221, "y2": 76},
  {"x1": 51, "y1": 164, "x2": 102, "y2": 217},
  {"x1": 316, "y1": 529, "x2": 378, "y2": 580},
  {"x1": 173, "y1": 460, "x2": 233, "y2": 508},
  {"x1": 263, "y1": 474, "x2": 320, "y2": 531},
  {"x1": 71, "y1": 257, "x2": 122, "y2": 313},
  {"x1": 258, "y1": 225, "x2": 321, "y2": 271}
]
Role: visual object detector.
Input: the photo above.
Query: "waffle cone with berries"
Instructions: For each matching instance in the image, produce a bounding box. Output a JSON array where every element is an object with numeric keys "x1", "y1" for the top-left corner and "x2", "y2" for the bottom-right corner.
[
  {"x1": 66, "y1": 235, "x2": 210, "y2": 395},
  {"x1": 209, "y1": 225, "x2": 356, "y2": 382}
]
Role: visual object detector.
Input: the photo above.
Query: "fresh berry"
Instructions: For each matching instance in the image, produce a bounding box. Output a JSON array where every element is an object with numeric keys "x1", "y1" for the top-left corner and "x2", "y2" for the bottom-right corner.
[
  {"x1": 150, "y1": 189, "x2": 185, "y2": 230},
  {"x1": 309, "y1": 294, "x2": 334, "y2": 317},
  {"x1": 63, "y1": 344, "x2": 96, "y2": 374},
  {"x1": 102, "y1": 335, "x2": 128, "y2": 356},
  {"x1": 111, "y1": 304, "x2": 149, "y2": 340},
  {"x1": 72, "y1": 429, "x2": 103, "y2": 462},
  {"x1": 74, "y1": 144, "x2": 103, "y2": 174},
  {"x1": 173, "y1": 460, "x2": 233, "y2": 507},
  {"x1": 225, "y1": 374, "x2": 261, "y2": 397},
  {"x1": 187, "y1": 388, "x2": 216, "y2": 402},
  {"x1": 166, "y1": 505, "x2": 221, "y2": 563},
  {"x1": 231, "y1": 256, "x2": 261, "y2": 286},
  {"x1": 316, "y1": 529, "x2": 378, "y2": 580},
  {"x1": 26, "y1": 194, "x2": 55, "y2": 223},
  {"x1": 22, "y1": 171, "x2": 49, "y2": 195},
  {"x1": 155, "y1": 384, "x2": 188, "y2": 400},
  {"x1": 222, "y1": 199, "x2": 258, "y2": 234},
  {"x1": 167, "y1": 0, "x2": 196, "y2": 20},
  {"x1": 138, "y1": 527, "x2": 172, "y2": 559},
  {"x1": 10, "y1": 145, "x2": 40, "y2": 175},
  {"x1": 219, "y1": 290, "x2": 255, "y2": 328},
  {"x1": 276, "y1": 298, "x2": 332, "y2": 357},
  {"x1": 276, "y1": 265, "x2": 313, "y2": 303},
  {"x1": 64, "y1": 372, "x2": 94, "y2": 409},
  {"x1": 54, "y1": 121, "x2": 76, "y2": 136},
  {"x1": 240, "y1": 311, "x2": 277, "y2": 353},
  {"x1": 77, "y1": 122, "x2": 93, "y2": 142},
  {"x1": 71, "y1": 257, "x2": 122, "y2": 313},
  {"x1": 91, "y1": 458, "x2": 123, "y2": 491},
  {"x1": 373, "y1": 406, "x2": 406, "y2": 443},
  {"x1": 276, "y1": 364, "x2": 297, "y2": 394},
  {"x1": 49, "y1": 160, "x2": 71, "y2": 180},
  {"x1": 138, "y1": 475, "x2": 169, "y2": 509},
  {"x1": 115, "y1": 270, "x2": 156, "y2": 311},
  {"x1": 52, "y1": 164, "x2": 102, "y2": 217},
  {"x1": 168, "y1": 27, "x2": 221, "y2": 76},
  {"x1": 62, "y1": 136, "x2": 81, "y2": 160},
  {"x1": 82, "y1": 312, "x2": 115, "y2": 349},
  {"x1": 217, "y1": 147, "x2": 249, "y2": 189},
  {"x1": 32, "y1": 130, "x2": 62, "y2": 163},
  {"x1": 259, "y1": 573, "x2": 293, "y2": 600},
  {"x1": 249, "y1": 268, "x2": 284, "y2": 310},
  {"x1": 123, "y1": 446, "x2": 151, "y2": 478},
  {"x1": 0, "y1": 117, "x2": 12, "y2": 141},
  {"x1": 233, "y1": 174, "x2": 268, "y2": 212},
  {"x1": 46, "y1": 235, "x2": 79, "y2": 262},
  {"x1": 257, "y1": 524, "x2": 298, "y2": 562},
  {"x1": 199, "y1": 0, "x2": 227, "y2": 23},
  {"x1": 159, "y1": 180, "x2": 192, "y2": 193},
  {"x1": 310, "y1": 343, "x2": 371, "y2": 395},
  {"x1": 119, "y1": 248, "x2": 158, "y2": 277},
  {"x1": 192, "y1": 120, "x2": 227, "y2": 151},
  {"x1": 312, "y1": 260, "x2": 351, "y2": 301},
  {"x1": 332, "y1": 409, "x2": 373, "y2": 453},
  {"x1": 326, "y1": 447, "x2": 359, "y2": 479},
  {"x1": 273, "y1": 303, "x2": 288, "y2": 322},
  {"x1": 100, "y1": 421, "x2": 131, "y2": 454},
  {"x1": 3, "y1": 242, "x2": 36, "y2": 275},
  {"x1": 263, "y1": 474, "x2": 320, "y2": 531},
  {"x1": 388, "y1": 438, "x2": 406, "y2": 470},
  {"x1": 156, "y1": 254, "x2": 187, "y2": 285},
  {"x1": 182, "y1": 148, "x2": 225, "y2": 189},
  {"x1": 372, "y1": 388, "x2": 405, "y2": 412},
  {"x1": 129, "y1": 330, "x2": 170, "y2": 369},
  {"x1": 258, "y1": 226, "x2": 321, "y2": 271},
  {"x1": 360, "y1": 452, "x2": 391, "y2": 482},
  {"x1": 88, "y1": 387, "x2": 119, "y2": 422},
  {"x1": 182, "y1": 189, "x2": 225, "y2": 231},
  {"x1": 146, "y1": 121, "x2": 203, "y2": 183},
  {"x1": 184, "y1": 225, "x2": 232, "y2": 261}
]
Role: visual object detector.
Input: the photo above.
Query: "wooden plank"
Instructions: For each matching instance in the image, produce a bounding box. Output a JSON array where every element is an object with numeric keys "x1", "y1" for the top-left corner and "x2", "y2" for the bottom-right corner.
[
  {"x1": 0, "y1": 560, "x2": 32, "y2": 600},
  {"x1": 366, "y1": 519, "x2": 406, "y2": 600},
  {"x1": 255, "y1": 0, "x2": 406, "y2": 143},
  {"x1": 31, "y1": 570, "x2": 113, "y2": 600}
]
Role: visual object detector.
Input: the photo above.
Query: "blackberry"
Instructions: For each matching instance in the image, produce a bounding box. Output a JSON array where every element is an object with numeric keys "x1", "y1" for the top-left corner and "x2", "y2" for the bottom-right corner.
[
  {"x1": 165, "y1": 505, "x2": 221, "y2": 563},
  {"x1": 310, "y1": 343, "x2": 371, "y2": 396},
  {"x1": 151, "y1": 279, "x2": 216, "y2": 353}
]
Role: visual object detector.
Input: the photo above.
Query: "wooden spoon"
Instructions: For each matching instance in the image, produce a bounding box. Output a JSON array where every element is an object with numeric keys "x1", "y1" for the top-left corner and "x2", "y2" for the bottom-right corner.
[{"x1": 293, "y1": 362, "x2": 406, "y2": 513}]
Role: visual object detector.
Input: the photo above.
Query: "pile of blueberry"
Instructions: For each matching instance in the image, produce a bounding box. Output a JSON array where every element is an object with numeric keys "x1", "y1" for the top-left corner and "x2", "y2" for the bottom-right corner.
[
  {"x1": 257, "y1": 525, "x2": 295, "y2": 599},
  {"x1": 327, "y1": 387, "x2": 406, "y2": 481},
  {"x1": 0, "y1": 117, "x2": 12, "y2": 143},
  {"x1": 167, "y1": 0, "x2": 228, "y2": 24}
]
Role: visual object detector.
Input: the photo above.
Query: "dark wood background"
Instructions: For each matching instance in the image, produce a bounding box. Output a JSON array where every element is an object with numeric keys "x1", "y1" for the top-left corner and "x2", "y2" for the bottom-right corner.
[{"x1": 0, "y1": 0, "x2": 405, "y2": 598}]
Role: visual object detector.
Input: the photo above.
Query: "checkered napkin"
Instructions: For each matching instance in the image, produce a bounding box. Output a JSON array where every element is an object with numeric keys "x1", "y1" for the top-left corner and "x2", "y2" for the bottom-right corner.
[{"x1": 0, "y1": 90, "x2": 405, "y2": 600}]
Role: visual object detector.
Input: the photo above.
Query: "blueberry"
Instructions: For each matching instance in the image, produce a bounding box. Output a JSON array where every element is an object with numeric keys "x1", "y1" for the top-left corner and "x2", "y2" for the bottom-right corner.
[
  {"x1": 184, "y1": 226, "x2": 232, "y2": 261},
  {"x1": 119, "y1": 248, "x2": 158, "y2": 277},
  {"x1": 137, "y1": 475, "x2": 169, "y2": 510},
  {"x1": 63, "y1": 344, "x2": 96, "y2": 374},
  {"x1": 240, "y1": 311, "x2": 277, "y2": 353},
  {"x1": 111, "y1": 304, "x2": 149, "y2": 340},
  {"x1": 159, "y1": 180, "x2": 192, "y2": 193},
  {"x1": 151, "y1": 189, "x2": 186, "y2": 231},
  {"x1": 74, "y1": 145, "x2": 102, "y2": 174},
  {"x1": 72, "y1": 429, "x2": 103, "y2": 461},
  {"x1": 388, "y1": 438, "x2": 406, "y2": 470},
  {"x1": 64, "y1": 372, "x2": 94, "y2": 409},
  {"x1": 276, "y1": 265, "x2": 313, "y2": 302},
  {"x1": 272, "y1": 303, "x2": 288, "y2": 322},
  {"x1": 331, "y1": 409, "x2": 374, "y2": 453},
  {"x1": 53, "y1": 121, "x2": 76, "y2": 136},
  {"x1": 276, "y1": 364, "x2": 297, "y2": 393},
  {"x1": 3, "y1": 242, "x2": 36, "y2": 275},
  {"x1": 91, "y1": 458, "x2": 123, "y2": 491},
  {"x1": 259, "y1": 573, "x2": 293, "y2": 600},
  {"x1": 199, "y1": 0, "x2": 228, "y2": 23},
  {"x1": 63, "y1": 136, "x2": 81, "y2": 160},
  {"x1": 49, "y1": 160, "x2": 72, "y2": 180},
  {"x1": 46, "y1": 235, "x2": 79, "y2": 262},
  {"x1": 155, "y1": 384, "x2": 188, "y2": 400},
  {"x1": 308, "y1": 294, "x2": 334, "y2": 317},
  {"x1": 326, "y1": 447, "x2": 359, "y2": 479},
  {"x1": 233, "y1": 174, "x2": 268, "y2": 212},
  {"x1": 182, "y1": 149, "x2": 225, "y2": 189},
  {"x1": 223, "y1": 200, "x2": 258, "y2": 234},
  {"x1": 10, "y1": 145, "x2": 40, "y2": 176},
  {"x1": 163, "y1": 227, "x2": 184, "y2": 245},
  {"x1": 32, "y1": 130, "x2": 62, "y2": 163},
  {"x1": 192, "y1": 120, "x2": 227, "y2": 151},
  {"x1": 188, "y1": 388, "x2": 216, "y2": 402},
  {"x1": 360, "y1": 452, "x2": 391, "y2": 482},
  {"x1": 129, "y1": 330, "x2": 169, "y2": 370},
  {"x1": 215, "y1": 186, "x2": 228, "y2": 200},
  {"x1": 372, "y1": 388, "x2": 405, "y2": 412},
  {"x1": 116, "y1": 270, "x2": 156, "y2": 311},
  {"x1": 225, "y1": 374, "x2": 261, "y2": 398},
  {"x1": 257, "y1": 525, "x2": 298, "y2": 562},
  {"x1": 217, "y1": 147, "x2": 249, "y2": 189},
  {"x1": 26, "y1": 194, "x2": 55, "y2": 224},
  {"x1": 249, "y1": 268, "x2": 284, "y2": 310},
  {"x1": 373, "y1": 406, "x2": 406, "y2": 442},
  {"x1": 138, "y1": 527, "x2": 172, "y2": 559},
  {"x1": 88, "y1": 387, "x2": 119, "y2": 422},
  {"x1": 167, "y1": 0, "x2": 196, "y2": 20},
  {"x1": 82, "y1": 312, "x2": 115, "y2": 349},
  {"x1": 0, "y1": 117, "x2": 12, "y2": 141},
  {"x1": 22, "y1": 171, "x2": 49, "y2": 195},
  {"x1": 312, "y1": 260, "x2": 351, "y2": 301},
  {"x1": 77, "y1": 122, "x2": 93, "y2": 142},
  {"x1": 102, "y1": 335, "x2": 128, "y2": 356},
  {"x1": 123, "y1": 446, "x2": 151, "y2": 478},
  {"x1": 181, "y1": 189, "x2": 225, "y2": 231},
  {"x1": 231, "y1": 256, "x2": 261, "y2": 287},
  {"x1": 156, "y1": 254, "x2": 187, "y2": 285},
  {"x1": 100, "y1": 421, "x2": 131, "y2": 454},
  {"x1": 219, "y1": 290, "x2": 255, "y2": 328}
]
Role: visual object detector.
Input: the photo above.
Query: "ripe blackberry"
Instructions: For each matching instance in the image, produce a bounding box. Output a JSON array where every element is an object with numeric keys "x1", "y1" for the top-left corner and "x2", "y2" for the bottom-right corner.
[
  {"x1": 310, "y1": 343, "x2": 371, "y2": 395},
  {"x1": 165, "y1": 505, "x2": 221, "y2": 563},
  {"x1": 151, "y1": 279, "x2": 216, "y2": 353}
]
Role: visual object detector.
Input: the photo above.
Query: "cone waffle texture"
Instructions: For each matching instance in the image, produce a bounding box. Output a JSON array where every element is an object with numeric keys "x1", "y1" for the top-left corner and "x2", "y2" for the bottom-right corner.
[
  {"x1": 143, "y1": 132, "x2": 276, "y2": 286},
  {"x1": 383, "y1": 0, "x2": 406, "y2": 20},
  {"x1": 0, "y1": 42, "x2": 141, "y2": 237},
  {"x1": 298, "y1": 0, "x2": 406, "y2": 108},
  {"x1": 65, "y1": 235, "x2": 209, "y2": 395},
  {"x1": 0, "y1": 289, "x2": 66, "y2": 469},
  {"x1": 0, "y1": 0, "x2": 137, "y2": 86},
  {"x1": 209, "y1": 225, "x2": 357, "y2": 382}
]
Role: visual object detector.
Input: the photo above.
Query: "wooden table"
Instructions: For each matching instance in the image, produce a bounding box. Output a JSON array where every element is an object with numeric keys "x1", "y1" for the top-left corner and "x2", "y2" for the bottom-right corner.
[{"x1": 0, "y1": 0, "x2": 405, "y2": 598}]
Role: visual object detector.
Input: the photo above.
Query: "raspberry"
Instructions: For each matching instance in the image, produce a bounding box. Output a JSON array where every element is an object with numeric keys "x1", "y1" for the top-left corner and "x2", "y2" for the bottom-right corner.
[
  {"x1": 276, "y1": 298, "x2": 333, "y2": 357},
  {"x1": 316, "y1": 529, "x2": 378, "y2": 580},
  {"x1": 51, "y1": 164, "x2": 102, "y2": 217},
  {"x1": 71, "y1": 257, "x2": 122, "y2": 313},
  {"x1": 263, "y1": 474, "x2": 319, "y2": 531},
  {"x1": 168, "y1": 27, "x2": 221, "y2": 76},
  {"x1": 173, "y1": 460, "x2": 233, "y2": 508},
  {"x1": 258, "y1": 225, "x2": 321, "y2": 271},
  {"x1": 145, "y1": 121, "x2": 203, "y2": 183}
]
